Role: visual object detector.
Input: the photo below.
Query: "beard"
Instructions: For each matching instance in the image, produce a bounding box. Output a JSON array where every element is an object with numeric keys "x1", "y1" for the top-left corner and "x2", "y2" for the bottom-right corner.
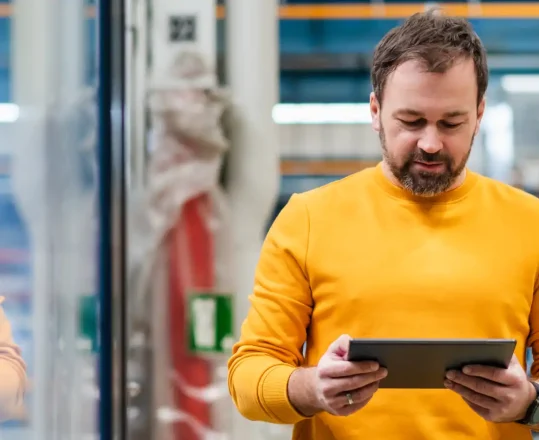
[{"x1": 380, "y1": 127, "x2": 473, "y2": 196}]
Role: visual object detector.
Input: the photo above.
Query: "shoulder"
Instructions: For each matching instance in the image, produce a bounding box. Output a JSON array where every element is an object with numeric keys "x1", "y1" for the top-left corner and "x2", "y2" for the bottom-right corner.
[
  {"x1": 475, "y1": 173, "x2": 539, "y2": 217},
  {"x1": 294, "y1": 166, "x2": 376, "y2": 210}
]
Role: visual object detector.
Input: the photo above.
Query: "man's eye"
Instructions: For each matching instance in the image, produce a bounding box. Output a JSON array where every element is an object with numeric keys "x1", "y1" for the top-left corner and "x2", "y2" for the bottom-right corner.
[
  {"x1": 441, "y1": 121, "x2": 462, "y2": 129},
  {"x1": 399, "y1": 119, "x2": 423, "y2": 127}
]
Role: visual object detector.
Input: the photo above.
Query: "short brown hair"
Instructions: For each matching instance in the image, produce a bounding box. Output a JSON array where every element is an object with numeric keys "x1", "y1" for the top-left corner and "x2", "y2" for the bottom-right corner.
[{"x1": 371, "y1": 9, "x2": 489, "y2": 105}]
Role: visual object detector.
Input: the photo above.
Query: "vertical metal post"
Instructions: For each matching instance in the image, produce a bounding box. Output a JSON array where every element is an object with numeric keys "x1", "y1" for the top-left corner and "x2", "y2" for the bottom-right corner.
[
  {"x1": 225, "y1": 1, "x2": 282, "y2": 439},
  {"x1": 97, "y1": 0, "x2": 127, "y2": 439},
  {"x1": 126, "y1": 0, "x2": 150, "y2": 190}
]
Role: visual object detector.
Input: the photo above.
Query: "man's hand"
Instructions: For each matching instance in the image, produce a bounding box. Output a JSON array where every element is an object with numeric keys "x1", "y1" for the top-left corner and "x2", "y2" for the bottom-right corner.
[
  {"x1": 313, "y1": 334, "x2": 387, "y2": 416},
  {"x1": 444, "y1": 354, "x2": 536, "y2": 423}
]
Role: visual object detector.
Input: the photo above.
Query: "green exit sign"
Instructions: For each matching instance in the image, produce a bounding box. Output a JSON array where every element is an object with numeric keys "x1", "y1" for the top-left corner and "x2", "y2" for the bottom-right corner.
[{"x1": 187, "y1": 293, "x2": 234, "y2": 355}]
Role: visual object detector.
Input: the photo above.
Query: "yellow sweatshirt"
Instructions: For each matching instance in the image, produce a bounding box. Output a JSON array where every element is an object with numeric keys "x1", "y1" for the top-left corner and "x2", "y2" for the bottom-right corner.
[{"x1": 228, "y1": 163, "x2": 539, "y2": 440}]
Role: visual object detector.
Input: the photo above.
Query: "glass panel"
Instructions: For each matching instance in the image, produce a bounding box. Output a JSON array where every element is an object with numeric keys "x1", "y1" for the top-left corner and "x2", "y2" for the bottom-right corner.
[{"x1": 0, "y1": 0, "x2": 101, "y2": 438}]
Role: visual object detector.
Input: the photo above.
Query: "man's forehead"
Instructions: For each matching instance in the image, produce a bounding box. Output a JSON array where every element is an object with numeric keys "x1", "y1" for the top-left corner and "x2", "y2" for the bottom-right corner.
[
  {"x1": 383, "y1": 59, "x2": 478, "y2": 114},
  {"x1": 390, "y1": 57, "x2": 476, "y2": 80},
  {"x1": 385, "y1": 59, "x2": 477, "y2": 94}
]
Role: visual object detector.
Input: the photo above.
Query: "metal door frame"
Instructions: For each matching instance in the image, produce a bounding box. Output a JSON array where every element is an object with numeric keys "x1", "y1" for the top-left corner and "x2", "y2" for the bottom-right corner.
[{"x1": 97, "y1": 0, "x2": 127, "y2": 439}]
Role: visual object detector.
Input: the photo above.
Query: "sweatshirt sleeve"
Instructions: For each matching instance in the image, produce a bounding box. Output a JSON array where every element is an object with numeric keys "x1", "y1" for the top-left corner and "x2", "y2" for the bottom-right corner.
[
  {"x1": 525, "y1": 273, "x2": 539, "y2": 431},
  {"x1": 227, "y1": 193, "x2": 313, "y2": 424},
  {"x1": 529, "y1": 264, "x2": 539, "y2": 376},
  {"x1": 0, "y1": 298, "x2": 27, "y2": 421}
]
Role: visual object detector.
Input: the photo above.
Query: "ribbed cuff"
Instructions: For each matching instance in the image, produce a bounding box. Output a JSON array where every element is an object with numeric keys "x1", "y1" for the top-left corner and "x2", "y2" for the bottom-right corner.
[{"x1": 258, "y1": 364, "x2": 309, "y2": 425}]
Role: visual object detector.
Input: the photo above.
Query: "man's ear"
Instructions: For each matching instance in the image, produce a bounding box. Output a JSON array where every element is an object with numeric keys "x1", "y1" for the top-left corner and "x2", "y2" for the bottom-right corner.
[
  {"x1": 475, "y1": 97, "x2": 486, "y2": 136},
  {"x1": 370, "y1": 92, "x2": 381, "y2": 132}
]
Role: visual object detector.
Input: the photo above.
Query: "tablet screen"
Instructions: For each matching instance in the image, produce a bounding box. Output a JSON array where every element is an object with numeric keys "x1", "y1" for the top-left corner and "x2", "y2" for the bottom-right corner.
[{"x1": 347, "y1": 338, "x2": 516, "y2": 388}]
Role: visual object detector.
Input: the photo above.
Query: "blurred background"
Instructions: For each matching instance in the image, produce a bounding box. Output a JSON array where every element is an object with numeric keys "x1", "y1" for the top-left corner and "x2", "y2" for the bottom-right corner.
[{"x1": 0, "y1": 0, "x2": 538, "y2": 439}]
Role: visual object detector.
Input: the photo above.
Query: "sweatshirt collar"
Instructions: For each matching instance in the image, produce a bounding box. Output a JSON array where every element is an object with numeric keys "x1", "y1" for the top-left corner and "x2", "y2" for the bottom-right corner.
[{"x1": 373, "y1": 161, "x2": 478, "y2": 204}]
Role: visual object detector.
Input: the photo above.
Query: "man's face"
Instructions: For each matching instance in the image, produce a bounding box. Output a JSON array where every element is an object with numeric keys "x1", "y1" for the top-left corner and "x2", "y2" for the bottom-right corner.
[{"x1": 370, "y1": 58, "x2": 485, "y2": 196}]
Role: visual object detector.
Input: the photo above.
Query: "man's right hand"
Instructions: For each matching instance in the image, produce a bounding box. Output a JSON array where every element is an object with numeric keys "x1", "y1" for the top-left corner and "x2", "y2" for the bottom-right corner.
[{"x1": 314, "y1": 334, "x2": 387, "y2": 416}]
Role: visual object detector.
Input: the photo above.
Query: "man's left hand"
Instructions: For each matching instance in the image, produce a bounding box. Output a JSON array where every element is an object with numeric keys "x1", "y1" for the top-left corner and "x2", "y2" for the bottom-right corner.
[{"x1": 445, "y1": 354, "x2": 536, "y2": 423}]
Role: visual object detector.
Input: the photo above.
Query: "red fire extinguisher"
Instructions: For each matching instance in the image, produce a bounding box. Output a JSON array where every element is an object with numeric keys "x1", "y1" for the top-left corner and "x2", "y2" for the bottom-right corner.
[{"x1": 168, "y1": 193, "x2": 214, "y2": 440}]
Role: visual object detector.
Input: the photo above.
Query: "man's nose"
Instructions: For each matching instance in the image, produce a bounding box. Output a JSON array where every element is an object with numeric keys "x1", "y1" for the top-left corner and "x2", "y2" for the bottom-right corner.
[{"x1": 417, "y1": 127, "x2": 443, "y2": 154}]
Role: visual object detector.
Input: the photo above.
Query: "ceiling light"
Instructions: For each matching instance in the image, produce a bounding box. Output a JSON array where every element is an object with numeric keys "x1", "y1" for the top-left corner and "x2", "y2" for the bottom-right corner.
[
  {"x1": 501, "y1": 75, "x2": 539, "y2": 94},
  {"x1": 0, "y1": 104, "x2": 20, "y2": 123},
  {"x1": 272, "y1": 103, "x2": 372, "y2": 125}
]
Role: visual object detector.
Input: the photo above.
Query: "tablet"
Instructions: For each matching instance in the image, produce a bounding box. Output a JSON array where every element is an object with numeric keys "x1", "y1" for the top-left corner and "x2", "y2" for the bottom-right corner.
[{"x1": 347, "y1": 338, "x2": 516, "y2": 389}]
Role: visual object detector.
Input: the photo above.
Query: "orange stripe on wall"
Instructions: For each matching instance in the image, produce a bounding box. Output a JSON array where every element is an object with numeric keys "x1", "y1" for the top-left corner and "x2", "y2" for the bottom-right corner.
[
  {"x1": 280, "y1": 4, "x2": 426, "y2": 19},
  {"x1": 279, "y1": 3, "x2": 539, "y2": 19},
  {"x1": 0, "y1": 4, "x2": 11, "y2": 17},
  {"x1": 216, "y1": 5, "x2": 225, "y2": 19},
  {"x1": 0, "y1": 4, "x2": 95, "y2": 18},
  {"x1": 217, "y1": 3, "x2": 539, "y2": 19}
]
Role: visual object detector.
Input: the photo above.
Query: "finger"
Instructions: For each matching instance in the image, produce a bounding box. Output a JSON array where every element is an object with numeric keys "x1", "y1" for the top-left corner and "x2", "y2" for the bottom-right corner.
[
  {"x1": 330, "y1": 382, "x2": 380, "y2": 416},
  {"x1": 445, "y1": 379, "x2": 498, "y2": 409},
  {"x1": 335, "y1": 399, "x2": 374, "y2": 417},
  {"x1": 322, "y1": 368, "x2": 387, "y2": 395},
  {"x1": 328, "y1": 334, "x2": 352, "y2": 359},
  {"x1": 446, "y1": 370, "x2": 504, "y2": 400},
  {"x1": 319, "y1": 360, "x2": 380, "y2": 379},
  {"x1": 460, "y1": 365, "x2": 511, "y2": 385},
  {"x1": 338, "y1": 381, "x2": 380, "y2": 408},
  {"x1": 347, "y1": 368, "x2": 387, "y2": 389},
  {"x1": 465, "y1": 400, "x2": 492, "y2": 420},
  {"x1": 459, "y1": 357, "x2": 519, "y2": 386}
]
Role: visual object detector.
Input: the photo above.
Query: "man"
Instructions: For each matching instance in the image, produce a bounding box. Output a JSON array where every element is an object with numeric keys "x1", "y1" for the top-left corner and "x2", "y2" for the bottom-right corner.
[{"x1": 227, "y1": 10, "x2": 539, "y2": 439}]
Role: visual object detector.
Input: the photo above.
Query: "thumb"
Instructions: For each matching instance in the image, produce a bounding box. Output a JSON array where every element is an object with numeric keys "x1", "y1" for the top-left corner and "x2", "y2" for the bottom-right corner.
[{"x1": 328, "y1": 334, "x2": 352, "y2": 359}]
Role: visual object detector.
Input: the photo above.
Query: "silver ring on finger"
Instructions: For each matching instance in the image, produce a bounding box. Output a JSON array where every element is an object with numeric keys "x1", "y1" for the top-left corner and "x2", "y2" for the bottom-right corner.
[{"x1": 346, "y1": 392, "x2": 354, "y2": 406}]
